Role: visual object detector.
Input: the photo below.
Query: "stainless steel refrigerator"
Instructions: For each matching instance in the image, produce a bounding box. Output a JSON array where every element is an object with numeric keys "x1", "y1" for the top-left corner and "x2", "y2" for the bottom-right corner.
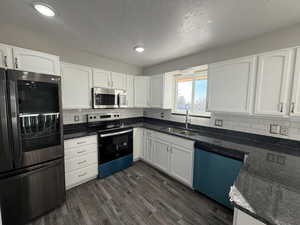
[{"x1": 0, "y1": 68, "x2": 65, "y2": 225}]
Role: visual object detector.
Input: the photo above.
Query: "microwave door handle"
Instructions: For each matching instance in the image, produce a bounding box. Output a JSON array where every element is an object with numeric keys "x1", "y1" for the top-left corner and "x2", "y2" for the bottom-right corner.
[
  {"x1": 7, "y1": 75, "x2": 22, "y2": 168},
  {"x1": 100, "y1": 129, "x2": 132, "y2": 138}
]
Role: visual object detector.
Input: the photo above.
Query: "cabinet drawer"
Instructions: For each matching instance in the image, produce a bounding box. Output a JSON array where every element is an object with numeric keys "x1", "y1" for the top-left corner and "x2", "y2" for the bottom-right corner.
[
  {"x1": 64, "y1": 135, "x2": 97, "y2": 149},
  {"x1": 65, "y1": 151, "x2": 98, "y2": 172},
  {"x1": 65, "y1": 144, "x2": 97, "y2": 159},
  {"x1": 65, "y1": 164, "x2": 98, "y2": 189}
]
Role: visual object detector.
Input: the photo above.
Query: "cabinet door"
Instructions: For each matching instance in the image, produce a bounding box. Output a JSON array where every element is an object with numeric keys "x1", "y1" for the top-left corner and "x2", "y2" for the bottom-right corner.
[
  {"x1": 150, "y1": 74, "x2": 164, "y2": 108},
  {"x1": 61, "y1": 63, "x2": 92, "y2": 109},
  {"x1": 111, "y1": 72, "x2": 126, "y2": 90},
  {"x1": 208, "y1": 56, "x2": 256, "y2": 114},
  {"x1": 169, "y1": 145, "x2": 194, "y2": 186},
  {"x1": 254, "y1": 49, "x2": 293, "y2": 116},
  {"x1": 12, "y1": 47, "x2": 60, "y2": 75},
  {"x1": 0, "y1": 44, "x2": 13, "y2": 69},
  {"x1": 152, "y1": 139, "x2": 170, "y2": 173},
  {"x1": 92, "y1": 68, "x2": 110, "y2": 88},
  {"x1": 290, "y1": 47, "x2": 300, "y2": 117},
  {"x1": 126, "y1": 75, "x2": 135, "y2": 107},
  {"x1": 134, "y1": 76, "x2": 150, "y2": 107},
  {"x1": 133, "y1": 128, "x2": 143, "y2": 160},
  {"x1": 233, "y1": 208, "x2": 266, "y2": 225}
]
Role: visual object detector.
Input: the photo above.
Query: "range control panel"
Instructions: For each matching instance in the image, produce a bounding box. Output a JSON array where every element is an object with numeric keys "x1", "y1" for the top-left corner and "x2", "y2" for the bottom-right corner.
[{"x1": 87, "y1": 113, "x2": 120, "y2": 122}]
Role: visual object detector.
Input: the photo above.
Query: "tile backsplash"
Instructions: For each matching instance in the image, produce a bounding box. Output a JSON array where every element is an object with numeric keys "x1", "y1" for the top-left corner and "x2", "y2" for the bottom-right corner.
[
  {"x1": 63, "y1": 108, "x2": 144, "y2": 125},
  {"x1": 143, "y1": 109, "x2": 300, "y2": 141},
  {"x1": 64, "y1": 107, "x2": 300, "y2": 141}
]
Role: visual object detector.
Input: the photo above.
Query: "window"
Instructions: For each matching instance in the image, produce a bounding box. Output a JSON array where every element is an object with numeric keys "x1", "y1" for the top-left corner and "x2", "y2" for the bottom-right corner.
[{"x1": 174, "y1": 65, "x2": 209, "y2": 116}]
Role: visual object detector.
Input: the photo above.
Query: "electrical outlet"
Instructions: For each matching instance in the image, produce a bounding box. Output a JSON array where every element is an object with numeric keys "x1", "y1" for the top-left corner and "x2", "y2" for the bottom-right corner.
[
  {"x1": 280, "y1": 126, "x2": 289, "y2": 136},
  {"x1": 266, "y1": 153, "x2": 276, "y2": 162},
  {"x1": 215, "y1": 119, "x2": 223, "y2": 127},
  {"x1": 276, "y1": 155, "x2": 286, "y2": 165},
  {"x1": 270, "y1": 124, "x2": 280, "y2": 134},
  {"x1": 74, "y1": 115, "x2": 80, "y2": 122},
  {"x1": 160, "y1": 112, "x2": 164, "y2": 118}
]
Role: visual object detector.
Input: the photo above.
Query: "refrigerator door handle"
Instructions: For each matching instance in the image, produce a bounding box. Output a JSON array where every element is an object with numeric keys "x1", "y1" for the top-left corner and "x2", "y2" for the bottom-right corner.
[{"x1": 7, "y1": 76, "x2": 22, "y2": 168}]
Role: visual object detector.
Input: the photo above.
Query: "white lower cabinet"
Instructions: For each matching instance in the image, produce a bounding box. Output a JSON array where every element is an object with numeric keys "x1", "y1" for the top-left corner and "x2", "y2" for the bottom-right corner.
[
  {"x1": 133, "y1": 128, "x2": 143, "y2": 160},
  {"x1": 152, "y1": 138, "x2": 170, "y2": 173},
  {"x1": 64, "y1": 135, "x2": 98, "y2": 190},
  {"x1": 233, "y1": 208, "x2": 266, "y2": 225},
  {"x1": 169, "y1": 144, "x2": 194, "y2": 186},
  {"x1": 141, "y1": 129, "x2": 194, "y2": 187}
]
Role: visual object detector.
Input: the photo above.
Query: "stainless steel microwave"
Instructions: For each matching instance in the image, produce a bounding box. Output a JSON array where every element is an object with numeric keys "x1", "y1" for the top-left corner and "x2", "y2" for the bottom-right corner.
[{"x1": 92, "y1": 87, "x2": 127, "y2": 108}]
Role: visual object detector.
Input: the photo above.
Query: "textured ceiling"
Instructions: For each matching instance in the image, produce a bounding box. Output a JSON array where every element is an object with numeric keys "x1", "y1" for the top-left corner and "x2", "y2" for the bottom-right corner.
[{"x1": 1, "y1": 0, "x2": 300, "y2": 67}]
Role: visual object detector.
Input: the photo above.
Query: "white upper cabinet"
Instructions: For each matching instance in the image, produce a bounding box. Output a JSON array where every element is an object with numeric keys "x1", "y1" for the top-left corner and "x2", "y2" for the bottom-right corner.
[
  {"x1": 61, "y1": 63, "x2": 93, "y2": 109},
  {"x1": 207, "y1": 56, "x2": 256, "y2": 114},
  {"x1": 290, "y1": 47, "x2": 300, "y2": 117},
  {"x1": 126, "y1": 75, "x2": 135, "y2": 107},
  {"x1": 149, "y1": 74, "x2": 164, "y2": 108},
  {"x1": 92, "y1": 68, "x2": 111, "y2": 88},
  {"x1": 254, "y1": 49, "x2": 294, "y2": 116},
  {"x1": 111, "y1": 72, "x2": 126, "y2": 90},
  {"x1": 134, "y1": 76, "x2": 150, "y2": 107},
  {"x1": 12, "y1": 47, "x2": 60, "y2": 75},
  {"x1": 0, "y1": 44, "x2": 13, "y2": 69},
  {"x1": 149, "y1": 73, "x2": 173, "y2": 109}
]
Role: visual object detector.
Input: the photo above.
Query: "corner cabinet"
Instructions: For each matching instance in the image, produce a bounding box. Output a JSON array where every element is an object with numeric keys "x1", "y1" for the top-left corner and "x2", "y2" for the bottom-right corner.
[
  {"x1": 12, "y1": 47, "x2": 60, "y2": 75},
  {"x1": 254, "y1": 49, "x2": 294, "y2": 116},
  {"x1": 141, "y1": 129, "x2": 194, "y2": 187},
  {"x1": 207, "y1": 56, "x2": 256, "y2": 114},
  {"x1": 134, "y1": 76, "x2": 150, "y2": 107},
  {"x1": 61, "y1": 63, "x2": 93, "y2": 109},
  {"x1": 0, "y1": 44, "x2": 13, "y2": 69}
]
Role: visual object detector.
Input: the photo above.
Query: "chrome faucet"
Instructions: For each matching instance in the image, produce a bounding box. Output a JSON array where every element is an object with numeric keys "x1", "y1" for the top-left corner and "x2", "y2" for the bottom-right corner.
[{"x1": 185, "y1": 109, "x2": 190, "y2": 129}]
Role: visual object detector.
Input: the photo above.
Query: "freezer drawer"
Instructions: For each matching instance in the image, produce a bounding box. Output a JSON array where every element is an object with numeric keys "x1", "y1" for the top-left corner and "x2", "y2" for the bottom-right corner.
[
  {"x1": 0, "y1": 159, "x2": 65, "y2": 225},
  {"x1": 193, "y1": 148, "x2": 243, "y2": 209}
]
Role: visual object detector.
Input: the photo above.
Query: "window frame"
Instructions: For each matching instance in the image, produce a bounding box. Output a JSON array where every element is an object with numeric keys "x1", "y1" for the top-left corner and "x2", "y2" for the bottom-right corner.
[{"x1": 173, "y1": 68, "x2": 210, "y2": 117}]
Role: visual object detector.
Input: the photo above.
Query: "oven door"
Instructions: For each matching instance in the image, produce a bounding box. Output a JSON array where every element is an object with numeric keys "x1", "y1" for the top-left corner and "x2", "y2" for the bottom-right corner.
[{"x1": 98, "y1": 129, "x2": 133, "y2": 164}]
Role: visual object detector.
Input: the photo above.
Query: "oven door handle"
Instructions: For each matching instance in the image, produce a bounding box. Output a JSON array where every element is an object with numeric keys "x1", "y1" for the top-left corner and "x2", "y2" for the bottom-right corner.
[{"x1": 100, "y1": 129, "x2": 132, "y2": 138}]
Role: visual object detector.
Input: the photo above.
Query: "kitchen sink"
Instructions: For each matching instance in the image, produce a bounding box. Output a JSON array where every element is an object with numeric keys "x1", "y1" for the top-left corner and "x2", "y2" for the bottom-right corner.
[{"x1": 161, "y1": 127, "x2": 198, "y2": 136}]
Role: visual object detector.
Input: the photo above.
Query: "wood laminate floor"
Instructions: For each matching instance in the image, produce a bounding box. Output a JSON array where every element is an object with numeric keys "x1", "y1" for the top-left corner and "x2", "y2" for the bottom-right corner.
[{"x1": 28, "y1": 161, "x2": 233, "y2": 225}]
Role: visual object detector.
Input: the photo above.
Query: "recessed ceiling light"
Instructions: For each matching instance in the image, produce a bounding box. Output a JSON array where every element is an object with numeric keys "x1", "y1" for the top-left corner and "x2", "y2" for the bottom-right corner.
[
  {"x1": 134, "y1": 46, "x2": 145, "y2": 53},
  {"x1": 33, "y1": 2, "x2": 56, "y2": 17},
  {"x1": 207, "y1": 20, "x2": 213, "y2": 24}
]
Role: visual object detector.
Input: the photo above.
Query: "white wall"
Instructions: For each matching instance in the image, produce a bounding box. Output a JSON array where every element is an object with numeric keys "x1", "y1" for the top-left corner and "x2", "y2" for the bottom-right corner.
[
  {"x1": 143, "y1": 23, "x2": 300, "y2": 75},
  {"x1": 0, "y1": 24, "x2": 142, "y2": 75}
]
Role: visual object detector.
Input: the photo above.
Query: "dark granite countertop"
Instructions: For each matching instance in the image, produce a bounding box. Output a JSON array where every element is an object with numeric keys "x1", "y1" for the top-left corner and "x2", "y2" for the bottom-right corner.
[{"x1": 63, "y1": 117, "x2": 300, "y2": 225}]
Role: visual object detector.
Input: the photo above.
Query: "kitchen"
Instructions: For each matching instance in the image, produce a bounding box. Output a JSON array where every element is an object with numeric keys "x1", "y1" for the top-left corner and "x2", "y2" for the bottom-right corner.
[{"x1": 0, "y1": 1, "x2": 300, "y2": 225}]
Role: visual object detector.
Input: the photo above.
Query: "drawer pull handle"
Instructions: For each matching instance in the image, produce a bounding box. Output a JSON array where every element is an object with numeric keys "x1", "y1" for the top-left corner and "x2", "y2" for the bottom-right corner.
[
  {"x1": 77, "y1": 141, "x2": 86, "y2": 145},
  {"x1": 77, "y1": 150, "x2": 87, "y2": 154},
  {"x1": 78, "y1": 172, "x2": 87, "y2": 177},
  {"x1": 78, "y1": 160, "x2": 87, "y2": 165}
]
